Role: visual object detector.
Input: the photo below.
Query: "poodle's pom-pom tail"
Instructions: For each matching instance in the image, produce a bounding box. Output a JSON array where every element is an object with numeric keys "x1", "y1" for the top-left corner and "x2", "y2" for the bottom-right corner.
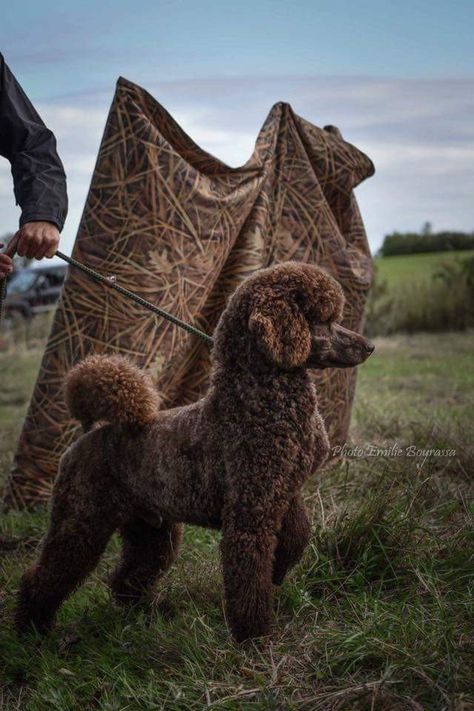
[{"x1": 65, "y1": 354, "x2": 160, "y2": 430}]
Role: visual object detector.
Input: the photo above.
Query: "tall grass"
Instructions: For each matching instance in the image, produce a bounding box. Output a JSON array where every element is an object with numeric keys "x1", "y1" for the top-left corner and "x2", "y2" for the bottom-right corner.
[
  {"x1": 0, "y1": 312, "x2": 53, "y2": 354},
  {"x1": 0, "y1": 332, "x2": 473, "y2": 709}
]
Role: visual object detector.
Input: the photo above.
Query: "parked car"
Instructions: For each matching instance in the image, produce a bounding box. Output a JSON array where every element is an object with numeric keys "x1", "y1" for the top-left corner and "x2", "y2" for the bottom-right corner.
[{"x1": 4, "y1": 264, "x2": 67, "y2": 320}]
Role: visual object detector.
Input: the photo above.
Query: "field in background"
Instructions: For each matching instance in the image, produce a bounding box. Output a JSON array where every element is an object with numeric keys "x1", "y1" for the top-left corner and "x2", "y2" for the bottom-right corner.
[
  {"x1": 1, "y1": 331, "x2": 473, "y2": 710},
  {"x1": 1, "y1": 250, "x2": 473, "y2": 352},
  {"x1": 367, "y1": 250, "x2": 474, "y2": 336},
  {"x1": 374, "y1": 249, "x2": 474, "y2": 289}
]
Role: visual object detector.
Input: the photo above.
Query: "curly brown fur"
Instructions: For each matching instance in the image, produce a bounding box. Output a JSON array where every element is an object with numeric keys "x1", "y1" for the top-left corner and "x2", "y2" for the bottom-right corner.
[
  {"x1": 66, "y1": 354, "x2": 160, "y2": 430},
  {"x1": 16, "y1": 261, "x2": 374, "y2": 642}
]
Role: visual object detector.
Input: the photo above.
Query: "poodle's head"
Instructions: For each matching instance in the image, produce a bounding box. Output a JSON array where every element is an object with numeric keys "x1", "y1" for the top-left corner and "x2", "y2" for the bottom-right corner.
[{"x1": 213, "y1": 262, "x2": 374, "y2": 371}]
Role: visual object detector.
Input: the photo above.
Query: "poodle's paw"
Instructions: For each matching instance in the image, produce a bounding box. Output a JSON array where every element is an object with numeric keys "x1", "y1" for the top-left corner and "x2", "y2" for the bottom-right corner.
[
  {"x1": 110, "y1": 575, "x2": 146, "y2": 607},
  {"x1": 231, "y1": 619, "x2": 271, "y2": 644},
  {"x1": 272, "y1": 567, "x2": 287, "y2": 586},
  {"x1": 15, "y1": 607, "x2": 55, "y2": 636},
  {"x1": 229, "y1": 604, "x2": 272, "y2": 643},
  {"x1": 15, "y1": 573, "x2": 57, "y2": 635}
]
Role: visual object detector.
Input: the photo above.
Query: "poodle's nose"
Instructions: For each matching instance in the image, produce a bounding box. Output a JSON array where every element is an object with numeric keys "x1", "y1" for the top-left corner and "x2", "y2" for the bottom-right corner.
[{"x1": 365, "y1": 341, "x2": 375, "y2": 354}]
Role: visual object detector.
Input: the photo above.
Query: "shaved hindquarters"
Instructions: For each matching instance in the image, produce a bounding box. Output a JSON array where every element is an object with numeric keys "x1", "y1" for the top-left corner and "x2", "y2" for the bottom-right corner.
[
  {"x1": 15, "y1": 448, "x2": 123, "y2": 634},
  {"x1": 16, "y1": 508, "x2": 117, "y2": 634}
]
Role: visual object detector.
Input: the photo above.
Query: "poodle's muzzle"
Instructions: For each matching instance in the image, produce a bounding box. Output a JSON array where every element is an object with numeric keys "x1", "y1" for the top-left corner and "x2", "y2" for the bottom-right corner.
[{"x1": 307, "y1": 323, "x2": 374, "y2": 369}]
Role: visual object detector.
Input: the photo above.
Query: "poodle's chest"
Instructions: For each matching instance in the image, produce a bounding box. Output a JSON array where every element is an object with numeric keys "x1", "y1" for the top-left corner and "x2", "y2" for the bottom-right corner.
[{"x1": 224, "y1": 401, "x2": 323, "y2": 464}]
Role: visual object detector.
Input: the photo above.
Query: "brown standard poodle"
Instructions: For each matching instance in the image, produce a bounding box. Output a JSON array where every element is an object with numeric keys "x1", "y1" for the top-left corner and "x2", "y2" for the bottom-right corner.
[{"x1": 16, "y1": 261, "x2": 374, "y2": 642}]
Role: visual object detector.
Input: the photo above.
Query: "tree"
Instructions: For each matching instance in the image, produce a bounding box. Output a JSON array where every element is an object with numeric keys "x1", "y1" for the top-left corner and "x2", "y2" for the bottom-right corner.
[{"x1": 380, "y1": 225, "x2": 474, "y2": 256}]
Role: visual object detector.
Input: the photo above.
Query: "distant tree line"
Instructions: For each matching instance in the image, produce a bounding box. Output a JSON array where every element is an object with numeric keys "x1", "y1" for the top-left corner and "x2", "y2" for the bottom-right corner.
[{"x1": 380, "y1": 223, "x2": 474, "y2": 256}]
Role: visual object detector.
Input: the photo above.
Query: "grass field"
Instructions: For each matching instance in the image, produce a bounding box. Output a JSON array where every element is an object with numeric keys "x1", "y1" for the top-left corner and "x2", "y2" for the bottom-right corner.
[
  {"x1": 374, "y1": 250, "x2": 474, "y2": 289},
  {"x1": 1, "y1": 332, "x2": 473, "y2": 710}
]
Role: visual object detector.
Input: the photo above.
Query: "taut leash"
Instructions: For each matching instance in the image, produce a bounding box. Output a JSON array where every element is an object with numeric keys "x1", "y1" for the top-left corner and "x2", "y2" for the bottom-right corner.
[{"x1": 0, "y1": 247, "x2": 214, "y2": 346}]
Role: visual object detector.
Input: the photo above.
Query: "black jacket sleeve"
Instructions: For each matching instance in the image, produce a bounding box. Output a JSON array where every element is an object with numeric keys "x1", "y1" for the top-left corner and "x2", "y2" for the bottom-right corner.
[{"x1": 0, "y1": 53, "x2": 68, "y2": 231}]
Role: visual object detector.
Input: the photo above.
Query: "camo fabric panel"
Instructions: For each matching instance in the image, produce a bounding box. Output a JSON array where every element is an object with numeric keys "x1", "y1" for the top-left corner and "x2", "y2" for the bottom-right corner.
[{"x1": 5, "y1": 77, "x2": 374, "y2": 508}]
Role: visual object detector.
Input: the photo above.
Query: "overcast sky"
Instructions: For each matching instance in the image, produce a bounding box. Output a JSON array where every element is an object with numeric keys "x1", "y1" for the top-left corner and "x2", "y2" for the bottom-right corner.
[{"x1": 1, "y1": 0, "x2": 473, "y2": 254}]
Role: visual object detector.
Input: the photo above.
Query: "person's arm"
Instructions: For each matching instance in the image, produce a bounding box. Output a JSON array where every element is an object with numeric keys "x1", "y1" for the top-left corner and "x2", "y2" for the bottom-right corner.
[{"x1": 0, "y1": 53, "x2": 68, "y2": 275}]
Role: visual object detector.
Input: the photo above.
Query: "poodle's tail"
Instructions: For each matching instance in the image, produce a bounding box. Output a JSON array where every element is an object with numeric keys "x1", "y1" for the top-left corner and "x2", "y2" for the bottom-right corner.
[{"x1": 65, "y1": 354, "x2": 160, "y2": 431}]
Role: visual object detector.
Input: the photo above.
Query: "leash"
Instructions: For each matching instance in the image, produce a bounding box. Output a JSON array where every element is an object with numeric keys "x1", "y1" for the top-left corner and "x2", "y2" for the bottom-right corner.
[
  {"x1": 0, "y1": 246, "x2": 214, "y2": 346},
  {"x1": 0, "y1": 239, "x2": 16, "y2": 327}
]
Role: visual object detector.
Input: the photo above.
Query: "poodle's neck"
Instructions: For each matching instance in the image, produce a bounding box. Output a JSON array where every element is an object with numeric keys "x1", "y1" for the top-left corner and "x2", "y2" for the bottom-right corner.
[
  {"x1": 209, "y1": 359, "x2": 316, "y2": 405},
  {"x1": 209, "y1": 321, "x2": 317, "y2": 409}
]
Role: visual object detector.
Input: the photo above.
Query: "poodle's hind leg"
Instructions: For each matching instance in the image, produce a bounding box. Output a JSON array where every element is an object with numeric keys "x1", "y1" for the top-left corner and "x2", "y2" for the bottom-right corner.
[
  {"x1": 16, "y1": 502, "x2": 118, "y2": 634},
  {"x1": 272, "y1": 495, "x2": 311, "y2": 585},
  {"x1": 110, "y1": 519, "x2": 183, "y2": 605}
]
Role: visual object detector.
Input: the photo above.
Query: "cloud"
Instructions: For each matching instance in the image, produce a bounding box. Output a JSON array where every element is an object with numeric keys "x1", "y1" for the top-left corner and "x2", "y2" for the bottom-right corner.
[{"x1": 1, "y1": 74, "x2": 472, "y2": 253}]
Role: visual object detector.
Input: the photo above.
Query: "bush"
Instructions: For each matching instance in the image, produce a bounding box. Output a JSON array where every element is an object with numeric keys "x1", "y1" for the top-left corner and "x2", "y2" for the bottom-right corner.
[{"x1": 365, "y1": 257, "x2": 474, "y2": 336}]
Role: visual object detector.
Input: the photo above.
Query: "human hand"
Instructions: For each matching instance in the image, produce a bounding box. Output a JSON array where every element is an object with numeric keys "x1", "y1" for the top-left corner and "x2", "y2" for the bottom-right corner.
[
  {"x1": 15, "y1": 221, "x2": 60, "y2": 260},
  {"x1": 0, "y1": 248, "x2": 13, "y2": 279}
]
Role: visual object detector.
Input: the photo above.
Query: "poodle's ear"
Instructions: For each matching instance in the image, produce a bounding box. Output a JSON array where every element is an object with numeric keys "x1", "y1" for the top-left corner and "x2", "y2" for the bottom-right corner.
[{"x1": 249, "y1": 299, "x2": 311, "y2": 368}]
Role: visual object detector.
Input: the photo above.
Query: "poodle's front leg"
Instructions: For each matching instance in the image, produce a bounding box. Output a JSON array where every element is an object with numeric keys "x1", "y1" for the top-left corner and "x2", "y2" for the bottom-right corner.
[
  {"x1": 220, "y1": 513, "x2": 277, "y2": 643},
  {"x1": 272, "y1": 494, "x2": 311, "y2": 585}
]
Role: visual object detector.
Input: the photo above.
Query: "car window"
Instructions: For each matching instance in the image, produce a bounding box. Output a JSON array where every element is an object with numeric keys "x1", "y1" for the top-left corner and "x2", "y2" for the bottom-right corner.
[
  {"x1": 7, "y1": 270, "x2": 38, "y2": 295},
  {"x1": 46, "y1": 271, "x2": 66, "y2": 287}
]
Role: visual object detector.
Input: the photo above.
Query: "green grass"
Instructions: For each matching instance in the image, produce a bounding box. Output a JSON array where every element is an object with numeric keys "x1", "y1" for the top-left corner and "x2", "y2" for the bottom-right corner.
[
  {"x1": 354, "y1": 332, "x2": 474, "y2": 425},
  {"x1": 374, "y1": 250, "x2": 474, "y2": 289},
  {"x1": 1, "y1": 332, "x2": 473, "y2": 710},
  {"x1": 367, "y1": 252, "x2": 474, "y2": 336}
]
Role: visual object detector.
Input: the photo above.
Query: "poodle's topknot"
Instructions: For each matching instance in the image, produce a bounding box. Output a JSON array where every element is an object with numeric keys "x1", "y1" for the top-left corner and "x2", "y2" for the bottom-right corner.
[{"x1": 65, "y1": 354, "x2": 160, "y2": 430}]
